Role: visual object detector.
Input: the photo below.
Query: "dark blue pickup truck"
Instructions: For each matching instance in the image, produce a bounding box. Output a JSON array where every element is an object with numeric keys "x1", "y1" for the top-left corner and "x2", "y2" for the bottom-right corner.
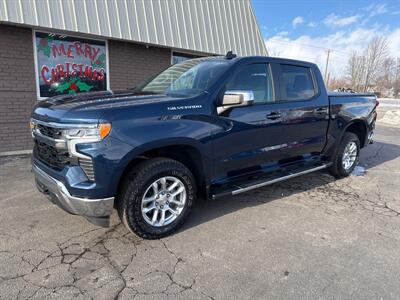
[{"x1": 31, "y1": 53, "x2": 377, "y2": 238}]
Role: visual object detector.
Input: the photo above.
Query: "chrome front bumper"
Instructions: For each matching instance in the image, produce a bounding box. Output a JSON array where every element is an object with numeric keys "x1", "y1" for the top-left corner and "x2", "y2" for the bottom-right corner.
[{"x1": 32, "y1": 163, "x2": 114, "y2": 227}]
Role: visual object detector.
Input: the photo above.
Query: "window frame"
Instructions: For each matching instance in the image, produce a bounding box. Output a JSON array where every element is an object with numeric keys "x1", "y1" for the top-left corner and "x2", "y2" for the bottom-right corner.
[
  {"x1": 171, "y1": 51, "x2": 203, "y2": 65},
  {"x1": 220, "y1": 62, "x2": 276, "y2": 106},
  {"x1": 277, "y1": 63, "x2": 320, "y2": 103}
]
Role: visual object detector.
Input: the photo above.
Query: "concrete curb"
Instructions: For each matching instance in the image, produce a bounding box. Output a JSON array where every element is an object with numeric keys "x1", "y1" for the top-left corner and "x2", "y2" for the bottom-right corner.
[{"x1": 0, "y1": 149, "x2": 32, "y2": 157}]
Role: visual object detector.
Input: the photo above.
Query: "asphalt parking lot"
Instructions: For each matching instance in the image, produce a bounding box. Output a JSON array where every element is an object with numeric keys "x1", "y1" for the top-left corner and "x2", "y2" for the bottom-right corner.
[{"x1": 1, "y1": 116, "x2": 399, "y2": 299}]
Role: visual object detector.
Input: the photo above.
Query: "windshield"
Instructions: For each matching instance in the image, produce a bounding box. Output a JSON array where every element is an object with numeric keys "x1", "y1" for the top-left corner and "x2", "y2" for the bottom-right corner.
[{"x1": 136, "y1": 58, "x2": 230, "y2": 97}]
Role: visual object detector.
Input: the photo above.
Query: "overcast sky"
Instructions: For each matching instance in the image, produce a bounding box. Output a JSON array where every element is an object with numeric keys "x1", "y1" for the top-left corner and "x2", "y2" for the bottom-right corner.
[{"x1": 252, "y1": 0, "x2": 400, "y2": 78}]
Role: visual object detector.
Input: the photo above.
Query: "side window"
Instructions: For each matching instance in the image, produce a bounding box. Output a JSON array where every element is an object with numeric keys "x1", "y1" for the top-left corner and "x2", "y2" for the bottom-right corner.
[
  {"x1": 281, "y1": 64, "x2": 316, "y2": 101},
  {"x1": 225, "y1": 64, "x2": 273, "y2": 103}
]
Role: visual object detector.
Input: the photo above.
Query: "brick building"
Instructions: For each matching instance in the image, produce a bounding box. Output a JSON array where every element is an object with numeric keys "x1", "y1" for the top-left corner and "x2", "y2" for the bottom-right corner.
[{"x1": 0, "y1": 0, "x2": 267, "y2": 154}]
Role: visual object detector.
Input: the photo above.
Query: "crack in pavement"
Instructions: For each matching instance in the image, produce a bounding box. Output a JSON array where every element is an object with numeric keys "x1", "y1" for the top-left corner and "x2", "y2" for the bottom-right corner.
[
  {"x1": 1, "y1": 134, "x2": 399, "y2": 299},
  {"x1": 2, "y1": 171, "x2": 397, "y2": 300},
  {"x1": 1, "y1": 222, "x2": 214, "y2": 299}
]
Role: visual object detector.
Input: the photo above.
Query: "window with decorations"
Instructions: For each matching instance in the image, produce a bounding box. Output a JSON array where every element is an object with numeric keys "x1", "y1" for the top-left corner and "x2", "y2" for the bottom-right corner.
[{"x1": 34, "y1": 32, "x2": 108, "y2": 98}]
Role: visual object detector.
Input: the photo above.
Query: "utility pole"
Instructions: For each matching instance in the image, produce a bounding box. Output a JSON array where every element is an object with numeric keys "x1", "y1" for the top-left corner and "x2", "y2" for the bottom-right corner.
[
  {"x1": 395, "y1": 57, "x2": 400, "y2": 97},
  {"x1": 324, "y1": 49, "x2": 331, "y2": 83},
  {"x1": 327, "y1": 72, "x2": 331, "y2": 89}
]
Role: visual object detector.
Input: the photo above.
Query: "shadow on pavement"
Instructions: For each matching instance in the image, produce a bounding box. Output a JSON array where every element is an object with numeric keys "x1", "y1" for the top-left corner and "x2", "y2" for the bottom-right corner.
[
  {"x1": 180, "y1": 140, "x2": 400, "y2": 234},
  {"x1": 359, "y1": 141, "x2": 400, "y2": 169}
]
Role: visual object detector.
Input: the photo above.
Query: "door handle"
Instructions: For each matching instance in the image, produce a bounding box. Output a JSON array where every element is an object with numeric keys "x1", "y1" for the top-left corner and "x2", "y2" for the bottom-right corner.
[
  {"x1": 266, "y1": 112, "x2": 282, "y2": 120},
  {"x1": 314, "y1": 107, "x2": 328, "y2": 114}
]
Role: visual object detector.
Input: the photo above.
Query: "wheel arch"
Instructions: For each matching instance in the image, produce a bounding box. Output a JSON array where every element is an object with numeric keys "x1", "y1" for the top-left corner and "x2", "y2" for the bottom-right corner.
[
  {"x1": 343, "y1": 119, "x2": 368, "y2": 148},
  {"x1": 115, "y1": 140, "x2": 208, "y2": 205}
]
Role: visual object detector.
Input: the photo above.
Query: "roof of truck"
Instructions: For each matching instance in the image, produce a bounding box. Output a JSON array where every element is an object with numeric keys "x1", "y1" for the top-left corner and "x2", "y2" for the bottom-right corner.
[{"x1": 204, "y1": 54, "x2": 319, "y2": 68}]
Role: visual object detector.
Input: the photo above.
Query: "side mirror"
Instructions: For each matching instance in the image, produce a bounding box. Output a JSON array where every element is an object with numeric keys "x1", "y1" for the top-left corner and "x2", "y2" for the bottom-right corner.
[
  {"x1": 222, "y1": 93, "x2": 243, "y2": 105},
  {"x1": 218, "y1": 90, "x2": 254, "y2": 114}
]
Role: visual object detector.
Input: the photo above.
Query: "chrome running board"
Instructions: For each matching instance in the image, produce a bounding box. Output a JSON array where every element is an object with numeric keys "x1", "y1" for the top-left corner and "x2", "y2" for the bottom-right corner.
[{"x1": 211, "y1": 163, "x2": 331, "y2": 199}]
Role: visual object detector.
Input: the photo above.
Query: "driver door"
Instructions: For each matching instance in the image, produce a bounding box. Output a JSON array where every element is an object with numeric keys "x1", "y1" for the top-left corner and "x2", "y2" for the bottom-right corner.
[{"x1": 212, "y1": 63, "x2": 288, "y2": 182}]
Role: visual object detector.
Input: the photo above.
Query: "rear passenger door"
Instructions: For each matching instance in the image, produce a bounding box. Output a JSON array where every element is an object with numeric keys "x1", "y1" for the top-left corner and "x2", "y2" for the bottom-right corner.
[{"x1": 274, "y1": 64, "x2": 329, "y2": 162}]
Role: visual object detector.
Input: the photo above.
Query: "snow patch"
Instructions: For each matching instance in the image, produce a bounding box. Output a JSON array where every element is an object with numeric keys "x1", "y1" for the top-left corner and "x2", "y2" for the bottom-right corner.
[
  {"x1": 351, "y1": 166, "x2": 366, "y2": 176},
  {"x1": 379, "y1": 110, "x2": 400, "y2": 126}
]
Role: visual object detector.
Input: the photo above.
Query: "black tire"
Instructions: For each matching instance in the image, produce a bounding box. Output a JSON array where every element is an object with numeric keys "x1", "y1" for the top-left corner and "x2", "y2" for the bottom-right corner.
[
  {"x1": 329, "y1": 132, "x2": 360, "y2": 178},
  {"x1": 117, "y1": 158, "x2": 196, "y2": 239}
]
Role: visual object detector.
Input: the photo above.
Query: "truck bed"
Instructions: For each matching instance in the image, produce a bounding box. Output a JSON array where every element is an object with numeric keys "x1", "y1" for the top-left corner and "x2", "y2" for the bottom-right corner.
[
  {"x1": 328, "y1": 91, "x2": 376, "y2": 98},
  {"x1": 328, "y1": 92, "x2": 377, "y2": 108}
]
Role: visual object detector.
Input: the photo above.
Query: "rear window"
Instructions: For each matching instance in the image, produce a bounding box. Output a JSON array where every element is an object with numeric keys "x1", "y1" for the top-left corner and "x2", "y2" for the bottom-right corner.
[{"x1": 281, "y1": 65, "x2": 316, "y2": 101}]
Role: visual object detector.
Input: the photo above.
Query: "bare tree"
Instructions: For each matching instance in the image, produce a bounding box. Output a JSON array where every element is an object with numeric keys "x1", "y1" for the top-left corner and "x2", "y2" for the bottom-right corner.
[
  {"x1": 340, "y1": 35, "x2": 399, "y2": 97},
  {"x1": 346, "y1": 51, "x2": 365, "y2": 92},
  {"x1": 393, "y1": 58, "x2": 400, "y2": 97},
  {"x1": 327, "y1": 76, "x2": 348, "y2": 91},
  {"x1": 362, "y1": 36, "x2": 389, "y2": 92},
  {"x1": 375, "y1": 57, "x2": 396, "y2": 91}
]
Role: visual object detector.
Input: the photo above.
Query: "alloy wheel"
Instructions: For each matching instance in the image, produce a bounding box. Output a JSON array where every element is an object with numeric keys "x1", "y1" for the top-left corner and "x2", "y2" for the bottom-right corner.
[
  {"x1": 342, "y1": 141, "x2": 358, "y2": 170},
  {"x1": 141, "y1": 176, "x2": 187, "y2": 227}
]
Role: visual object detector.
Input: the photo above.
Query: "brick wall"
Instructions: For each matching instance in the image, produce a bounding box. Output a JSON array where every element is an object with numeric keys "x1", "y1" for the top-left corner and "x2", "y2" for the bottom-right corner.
[
  {"x1": 0, "y1": 25, "x2": 172, "y2": 153},
  {"x1": 0, "y1": 25, "x2": 36, "y2": 152},
  {"x1": 108, "y1": 40, "x2": 171, "y2": 90}
]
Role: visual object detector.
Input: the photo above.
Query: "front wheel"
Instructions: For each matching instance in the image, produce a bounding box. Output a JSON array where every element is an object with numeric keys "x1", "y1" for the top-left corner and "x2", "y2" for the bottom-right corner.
[
  {"x1": 329, "y1": 132, "x2": 360, "y2": 178},
  {"x1": 117, "y1": 158, "x2": 196, "y2": 239}
]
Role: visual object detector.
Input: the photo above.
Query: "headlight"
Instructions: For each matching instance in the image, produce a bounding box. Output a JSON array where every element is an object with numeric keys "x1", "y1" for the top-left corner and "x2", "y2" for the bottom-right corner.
[
  {"x1": 29, "y1": 119, "x2": 35, "y2": 130},
  {"x1": 62, "y1": 123, "x2": 111, "y2": 141},
  {"x1": 29, "y1": 119, "x2": 36, "y2": 137}
]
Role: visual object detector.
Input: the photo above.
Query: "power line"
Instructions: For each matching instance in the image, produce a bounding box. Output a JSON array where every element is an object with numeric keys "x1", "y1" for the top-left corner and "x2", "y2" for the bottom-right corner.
[{"x1": 267, "y1": 38, "x2": 355, "y2": 56}]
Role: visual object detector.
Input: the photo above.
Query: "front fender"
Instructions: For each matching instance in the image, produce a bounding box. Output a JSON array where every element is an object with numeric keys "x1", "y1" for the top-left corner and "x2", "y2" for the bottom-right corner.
[
  {"x1": 119, "y1": 137, "x2": 208, "y2": 166},
  {"x1": 109, "y1": 116, "x2": 215, "y2": 192}
]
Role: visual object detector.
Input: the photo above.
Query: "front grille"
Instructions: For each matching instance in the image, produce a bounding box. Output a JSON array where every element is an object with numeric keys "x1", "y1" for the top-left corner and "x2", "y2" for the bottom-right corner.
[
  {"x1": 32, "y1": 120, "x2": 95, "y2": 182},
  {"x1": 79, "y1": 157, "x2": 95, "y2": 181},
  {"x1": 35, "y1": 141, "x2": 70, "y2": 170},
  {"x1": 37, "y1": 124, "x2": 63, "y2": 139}
]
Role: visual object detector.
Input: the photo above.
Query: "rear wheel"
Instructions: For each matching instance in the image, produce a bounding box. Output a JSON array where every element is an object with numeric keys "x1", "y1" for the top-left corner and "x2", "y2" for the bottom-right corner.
[
  {"x1": 329, "y1": 132, "x2": 360, "y2": 178},
  {"x1": 117, "y1": 158, "x2": 196, "y2": 239}
]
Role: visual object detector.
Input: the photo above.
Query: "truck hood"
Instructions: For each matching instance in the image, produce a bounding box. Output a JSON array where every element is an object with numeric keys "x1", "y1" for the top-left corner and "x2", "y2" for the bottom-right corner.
[{"x1": 32, "y1": 90, "x2": 181, "y2": 123}]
